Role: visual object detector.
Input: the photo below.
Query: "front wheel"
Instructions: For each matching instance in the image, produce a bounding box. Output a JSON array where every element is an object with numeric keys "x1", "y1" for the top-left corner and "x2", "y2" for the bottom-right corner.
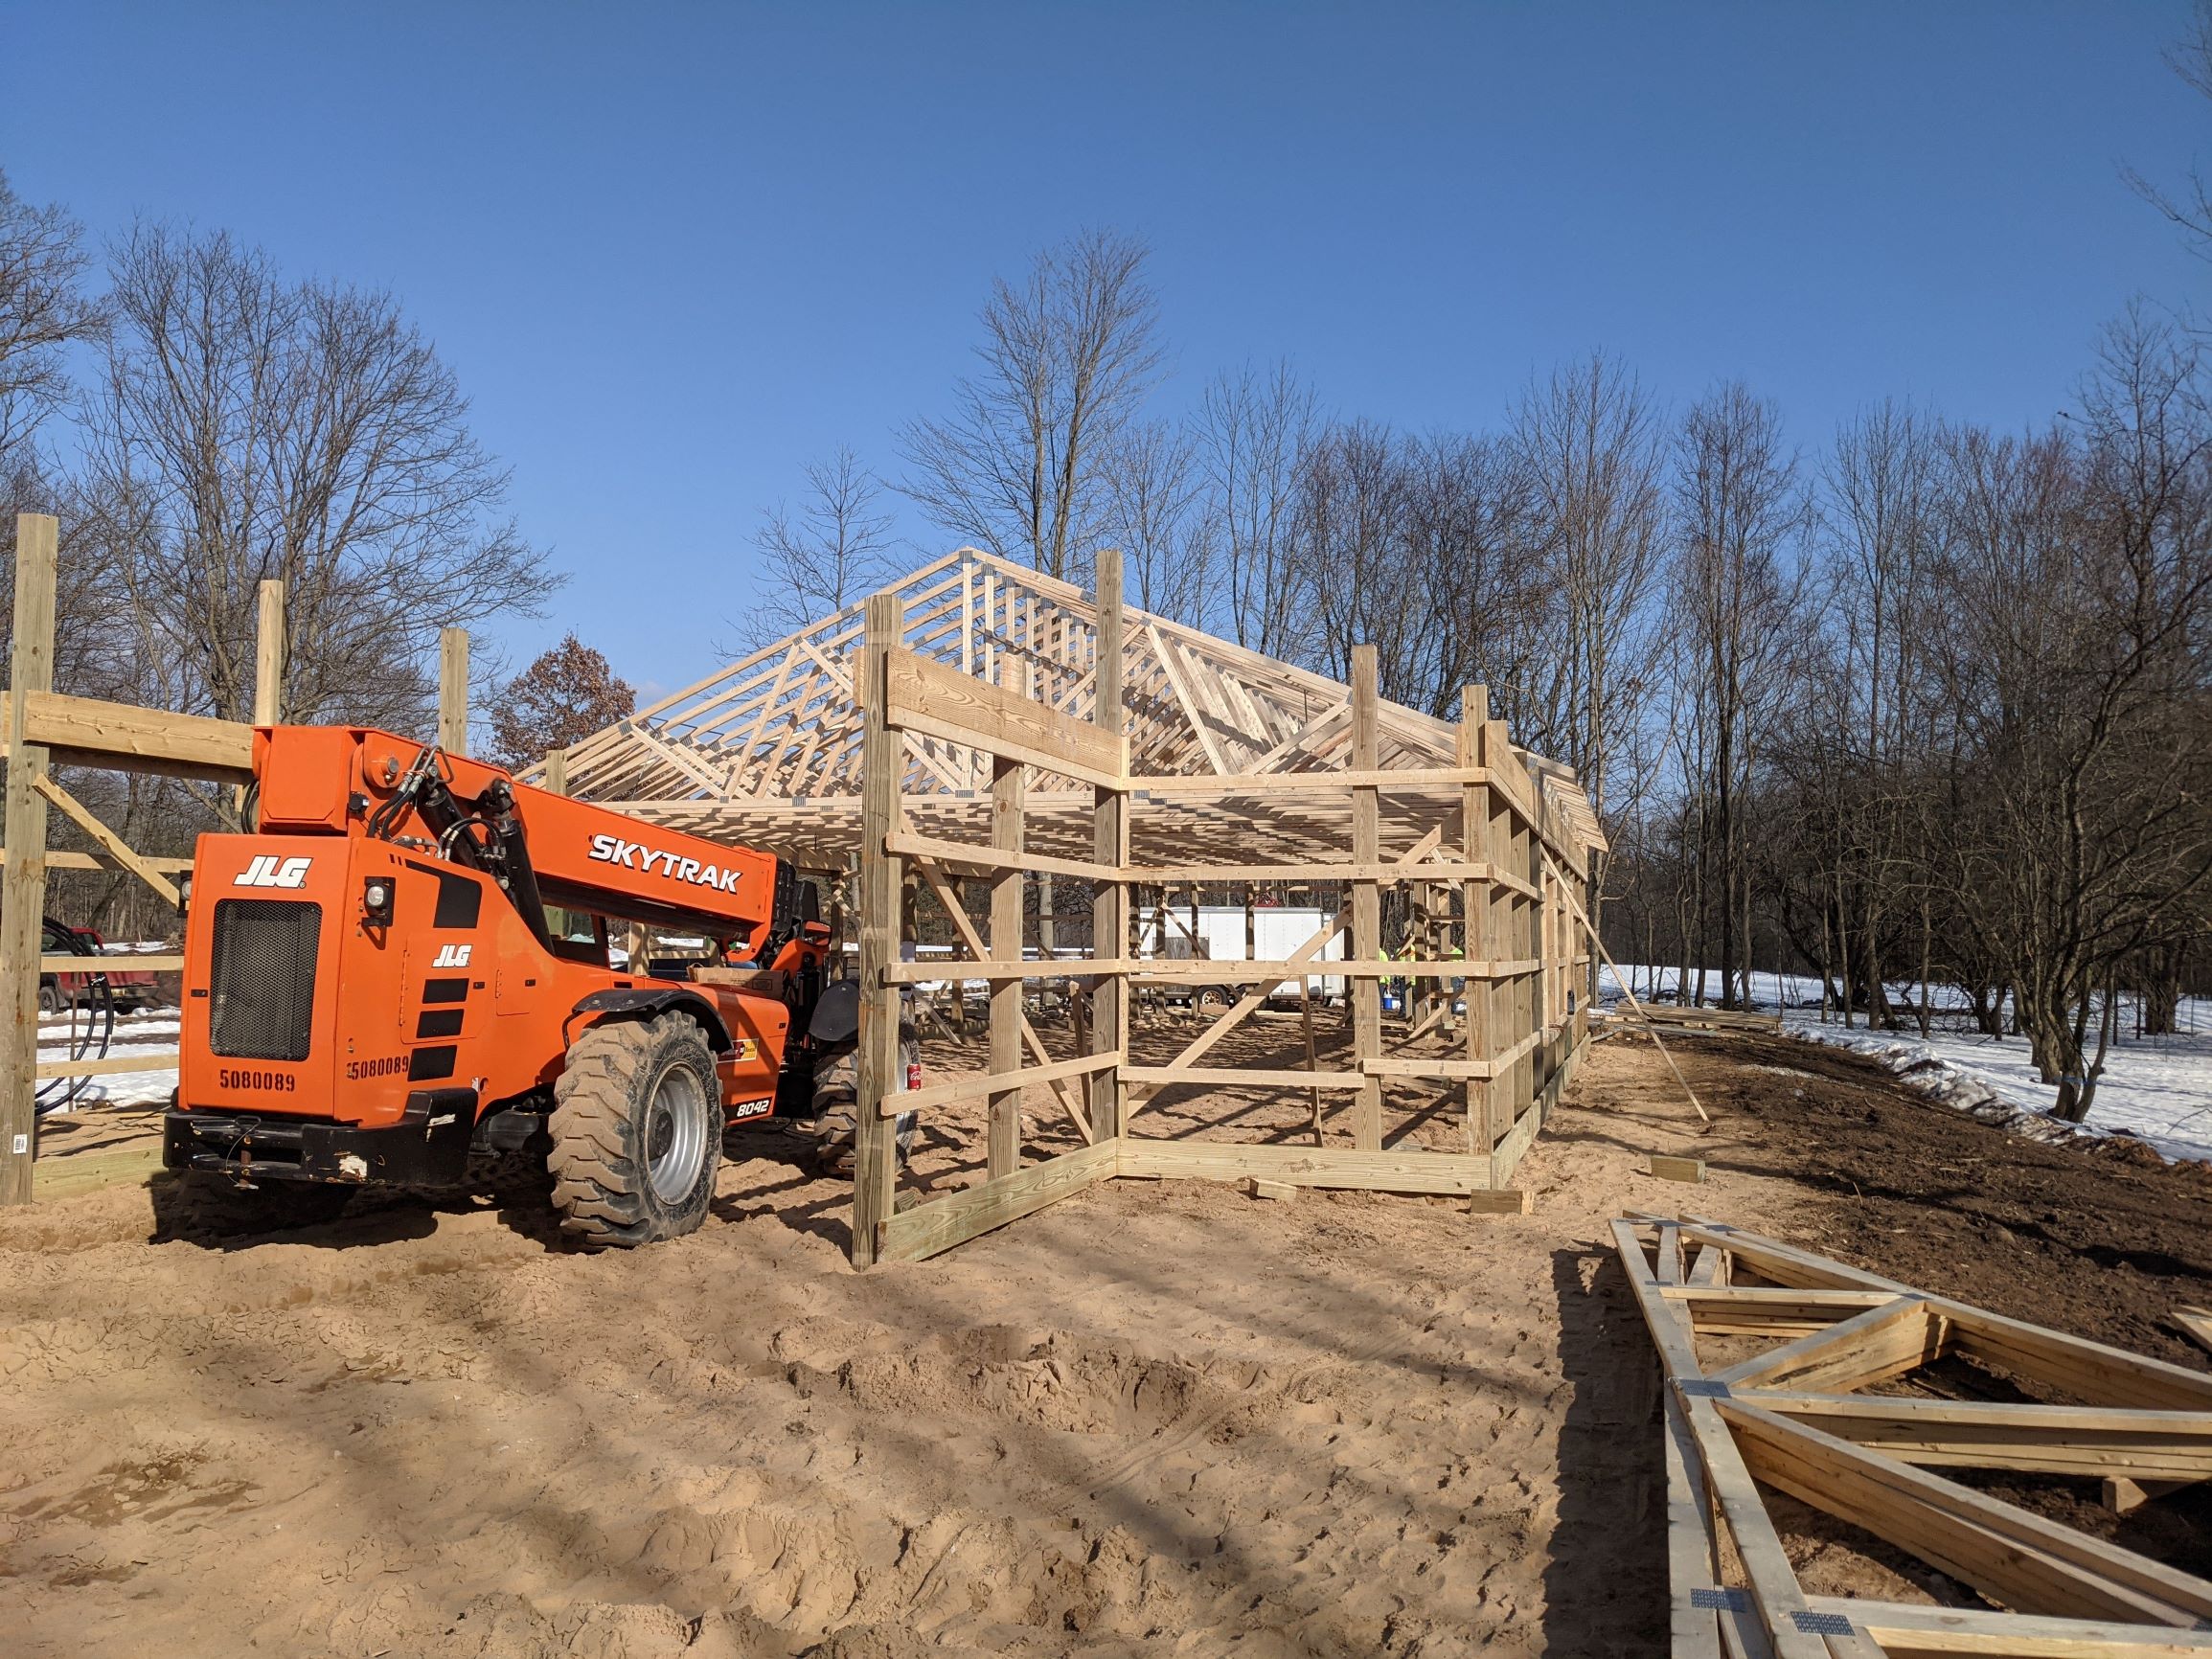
[{"x1": 549, "y1": 1012, "x2": 720, "y2": 1250}]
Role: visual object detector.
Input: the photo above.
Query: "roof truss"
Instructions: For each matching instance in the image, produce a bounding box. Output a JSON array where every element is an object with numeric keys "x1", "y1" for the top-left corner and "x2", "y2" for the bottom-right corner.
[{"x1": 554, "y1": 548, "x2": 1607, "y2": 870}]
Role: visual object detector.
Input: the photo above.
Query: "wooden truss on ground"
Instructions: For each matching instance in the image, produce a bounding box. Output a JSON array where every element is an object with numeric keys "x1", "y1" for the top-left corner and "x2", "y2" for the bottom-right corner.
[
  {"x1": 549, "y1": 546, "x2": 1608, "y2": 872},
  {"x1": 1613, "y1": 1214, "x2": 2212, "y2": 1657},
  {"x1": 811, "y1": 551, "x2": 1607, "y2": 1265}
]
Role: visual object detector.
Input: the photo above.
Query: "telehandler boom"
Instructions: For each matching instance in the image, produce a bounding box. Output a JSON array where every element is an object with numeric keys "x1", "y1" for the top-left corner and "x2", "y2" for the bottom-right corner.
[{"x1": 163, "y1": 724, "x2": 834, "y2": 1247}]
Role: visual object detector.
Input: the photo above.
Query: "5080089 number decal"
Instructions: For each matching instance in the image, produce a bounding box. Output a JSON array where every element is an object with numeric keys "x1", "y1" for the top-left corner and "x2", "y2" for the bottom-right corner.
[
  {"x1": 346, "y1": 1056, "x2": 407, "y2": 1080},
  {"x1": 219, "y1": 1068, "x2": 298, "y2": 1092}
]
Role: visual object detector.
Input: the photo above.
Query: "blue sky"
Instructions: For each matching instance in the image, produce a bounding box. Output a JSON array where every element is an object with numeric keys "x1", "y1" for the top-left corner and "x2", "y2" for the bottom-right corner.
[{"x1": 6, "y1": 2, "x2": 2207, "y2": 703}]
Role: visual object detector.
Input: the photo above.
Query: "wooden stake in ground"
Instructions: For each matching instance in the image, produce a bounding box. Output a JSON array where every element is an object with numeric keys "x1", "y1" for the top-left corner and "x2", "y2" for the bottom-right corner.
[{"x1": 0, "y1": 513, "x2": 57, "y2": 1206}]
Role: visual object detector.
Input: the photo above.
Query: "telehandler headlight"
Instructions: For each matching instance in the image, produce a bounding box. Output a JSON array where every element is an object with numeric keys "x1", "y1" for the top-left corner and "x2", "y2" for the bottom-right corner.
[
  {"x1": 175, "y1": 870, "x2": 193, "y2": 920},
  {"x1": 362, "y1": 876, "x2": 395, "y2": 926}
]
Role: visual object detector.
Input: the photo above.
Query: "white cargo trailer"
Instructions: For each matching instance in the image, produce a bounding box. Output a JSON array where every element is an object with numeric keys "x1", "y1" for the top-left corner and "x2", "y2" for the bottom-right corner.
[{"x1": 1137, "y1": 904, "x2": 1345, "y2": 1003}]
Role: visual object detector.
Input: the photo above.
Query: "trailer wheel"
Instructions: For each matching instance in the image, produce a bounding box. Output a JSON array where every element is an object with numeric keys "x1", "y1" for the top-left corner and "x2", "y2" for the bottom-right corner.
[{"x1": 549, "y1": 1011, "x2": 720, "y2": 1250}]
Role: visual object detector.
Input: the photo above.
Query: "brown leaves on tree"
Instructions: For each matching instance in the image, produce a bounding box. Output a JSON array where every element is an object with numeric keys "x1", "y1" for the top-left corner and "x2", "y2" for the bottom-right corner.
[{"x1": 488, "y1": 634, "x2": 634, "y2": 770}]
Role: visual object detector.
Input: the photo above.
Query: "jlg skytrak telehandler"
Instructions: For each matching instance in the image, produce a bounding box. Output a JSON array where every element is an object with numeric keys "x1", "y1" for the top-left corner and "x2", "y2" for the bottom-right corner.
[{"x1": 162, "y1": 724, "x2": 867, "y2": 1247}]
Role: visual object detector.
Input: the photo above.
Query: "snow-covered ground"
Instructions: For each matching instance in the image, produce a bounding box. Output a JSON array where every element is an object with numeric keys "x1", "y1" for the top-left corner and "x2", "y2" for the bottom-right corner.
[
  {"x1": 37, "y1": 1008, "x2": 179, "y2": 1112},
  {"x1": 1597, "y1": 966, "x2": 2212, "y2": 1166}
]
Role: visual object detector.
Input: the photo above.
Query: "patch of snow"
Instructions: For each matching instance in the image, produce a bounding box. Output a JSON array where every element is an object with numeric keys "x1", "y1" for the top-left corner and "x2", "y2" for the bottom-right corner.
[{"x1": 1599, "y1": 965, "x2": 2212, "y2": 1166}]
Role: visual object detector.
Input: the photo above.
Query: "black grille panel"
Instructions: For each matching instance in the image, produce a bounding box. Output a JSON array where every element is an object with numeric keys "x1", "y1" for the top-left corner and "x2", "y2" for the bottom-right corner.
[{"x1": 209, "y1": 898, "x2": 322, "y2": 1060}]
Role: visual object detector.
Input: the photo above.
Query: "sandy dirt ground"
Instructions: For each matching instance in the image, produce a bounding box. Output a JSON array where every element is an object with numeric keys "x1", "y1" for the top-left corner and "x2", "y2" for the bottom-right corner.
[{"x1": 3, "y1": 1012, "x2": 2209, "y2": 1657}]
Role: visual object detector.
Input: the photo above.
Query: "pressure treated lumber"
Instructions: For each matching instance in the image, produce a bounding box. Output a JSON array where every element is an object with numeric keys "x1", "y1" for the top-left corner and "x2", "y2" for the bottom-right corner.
[
  {"x1": 31, "y1": 1141, "x2": 167, "y2": 1202},
  {"x1": 1117, "y1": 1139, "x2": 1527, "y2": 1204},
  {"x1": 987, "y1": 742, "x2": 1023, "y2": 1179},
  {"x1": 36, "y1": 1050, "x2": 183, "y2": 1079},
  {"x1": 0, "y1": 848, "x2": 192, "y2": 875},
  {"x1": 1802, "y1": 1596, "x2": 2212, "y2": 1657},
  {"x1": 1712, "y1": 1296, "x2": 1940, "y2": 1392},
  {"x1": 2177, "y1": 1305, "x2": 2212, "y2": 1358},
  {"x1": 884, "y1": 645, "x2": 1124, "y2": 787},
  {"x1": 37, "y1": 954, "x2": 185, "y2": 974},
  {"x1": 256, "y1": 580, "x2": 285, "y2": 726},
  {"x1": 1722, "y1": 1397, "x2": 2212, "y2": 1624},
  {"x1": 886, "y1": 1051, "x2": 1120, "y2": 1115},
  {"x1": 850, "y1": 593, "x2": 903, "y2": 1266},
  {"x1": 1738, "y1": 1390, "x2": 2212, "y2": 1480},
  {"x1": 882, "y1": 831, "x2": 1120, "y2": 883},
  {"x1": 1350, "y1": 646, "x2": 1381, "y2": 1149},
  {"x1": 0, "y1": 689, "x2": 254, "y2": 782},
  {"x1": 1089, "y1": 546, "x2": 1128, "y2": 1142},
  {"x1": 875, "y1": 1136, "x2": 1121, "y2": 1262},
  {"x1": 438, "y1": 627, "x2": 468, "y2": 755},
  {"x1": 33, "y1": 774, "x2": 179, "y2": 906},
  {"x1": 1, "y1": 514, "x2": 57, "y2": 1205},
  {"x1": 1613, "y1": 1215, "x2": 2212, "y2": 1655},
  {"x1": 1121, "y1": 1066, "x2": 1365, "y2": 1090},
  {"x1": 878, "y1": 956, "x2": 1537, "y2": 985}
]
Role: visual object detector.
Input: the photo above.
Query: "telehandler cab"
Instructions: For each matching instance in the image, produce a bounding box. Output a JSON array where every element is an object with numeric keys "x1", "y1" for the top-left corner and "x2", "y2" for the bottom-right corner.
[{"x1": 162, "y1": 724, "x2": 860, "y2": 1246}]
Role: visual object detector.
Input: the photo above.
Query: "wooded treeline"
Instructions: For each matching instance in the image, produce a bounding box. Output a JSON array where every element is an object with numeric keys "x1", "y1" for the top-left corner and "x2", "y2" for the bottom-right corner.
[
  {"x1": 0, "y1": 176, "x2": 555, "y2": 942},
  {"x1": 769, "y1": 224, "x2": 2210, "y2": 1126}
]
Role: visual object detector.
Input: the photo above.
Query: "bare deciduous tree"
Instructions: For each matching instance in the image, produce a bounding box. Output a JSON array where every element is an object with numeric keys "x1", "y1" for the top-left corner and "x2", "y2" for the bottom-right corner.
[
  {"x1": 1510, "y1": 352, "x2": 1666, "y2": 819},
  {"x1": 900, "y1": 230, "x2": 1162, "y2": 585},
  {"x1": 1669, "y1": 382, "x2": 1805, "y2": 1009},
  {"x1": 2125, "y1": 0, "x2": 2212, "y2": 260},
  {"x1": 1194, "y1": 361, "x2": 1316, "y2": 654},
  {"x1": 0, "y1": 169, "x2": 102, "y2": 462},
  {"x1": 79, "y1": 223, "x2": 554, "y2": 739},
  {"x1": 745, "y1": 445, "x2": 899, "y2": 645},
  {"x1": 1099, "y1": 419, "x2": 1208, "y2": 625}
]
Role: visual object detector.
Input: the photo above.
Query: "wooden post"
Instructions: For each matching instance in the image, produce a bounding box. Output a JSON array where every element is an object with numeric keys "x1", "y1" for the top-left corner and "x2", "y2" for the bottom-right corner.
[
  {"x1": 1089, "y1": 546, "x2": 1127, "y2": 1143},
  {"x1": 1351, "y1": 645, "x2": 1381, "y2": 1150},
  {"x1": 234, "y1": 577, "x2": 286, "y2": 822},
  {"x1": 1487, "y1": 724, "x2": 1515, "y2": 1149},
  {"x1": 541, "y1": 746, "x2": 570, "y2": 937},
  {"x1": 852, "y1": 592, "x2": 904, "y2": 1265},
  {"x1": 255, "y1": 580, "x2": 285, "y2": 725},
  {"x1": 0, "y1": 514, "x2": 57, "y2": 1205},
  {"x1": 1460, "y1": 687, "x2": 1493, "y2": 1160},
  {"x1": 438, "y1": 626, "x2": 468, "y2": 754},
  {"x1": 1516, "y1": 788, "x2": 1538, "y2": 1125},
  {"x1": 987, "y1": 739, "x2": 1025, "y2": 1179}
]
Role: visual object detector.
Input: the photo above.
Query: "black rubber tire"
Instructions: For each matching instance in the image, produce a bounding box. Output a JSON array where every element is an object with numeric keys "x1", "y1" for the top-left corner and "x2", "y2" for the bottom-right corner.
[
  {"x1": 37, "y1": 983, "x2": 61, "y2": 1016},
  {"x1": 548, "y1": 1011, "x2": 720, "y2": 1250},
  {"x1": 155, "y1": 1172, "x2": 353, "y2": 1241},
  {"x1": 801, "y1": 1049, "x2": 917, "y2": 1177}
]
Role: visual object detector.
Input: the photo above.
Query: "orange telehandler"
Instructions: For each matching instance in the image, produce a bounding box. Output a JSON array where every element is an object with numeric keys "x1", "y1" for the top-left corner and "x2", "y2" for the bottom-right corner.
[{"x1": 162, "y1": 723, "x2": 862, "y2": 1247}]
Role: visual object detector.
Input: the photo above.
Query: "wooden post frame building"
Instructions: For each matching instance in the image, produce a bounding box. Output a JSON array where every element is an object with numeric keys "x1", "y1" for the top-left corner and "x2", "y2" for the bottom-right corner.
[{"x1": 555, "y1": 548, "x2": 1609, "y2": 1265}]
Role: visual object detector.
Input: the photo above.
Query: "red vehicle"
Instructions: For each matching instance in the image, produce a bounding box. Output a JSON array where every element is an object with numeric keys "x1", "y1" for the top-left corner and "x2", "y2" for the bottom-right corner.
[
  {"x1": 163, "y1": 724, "x2": 839, "y2": 1246},
  {"x1": 39, "y1": 920, "x2": 162, "y2": 1014}
]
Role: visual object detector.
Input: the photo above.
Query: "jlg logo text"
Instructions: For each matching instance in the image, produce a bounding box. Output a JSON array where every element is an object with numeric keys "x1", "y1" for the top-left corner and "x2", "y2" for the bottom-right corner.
[
  {"x1": 235, "y1": 854, "x2": 312, "y2": 889},
  {"x1": 431, "y1": 943, "x2": 473, "y2": 968}
]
